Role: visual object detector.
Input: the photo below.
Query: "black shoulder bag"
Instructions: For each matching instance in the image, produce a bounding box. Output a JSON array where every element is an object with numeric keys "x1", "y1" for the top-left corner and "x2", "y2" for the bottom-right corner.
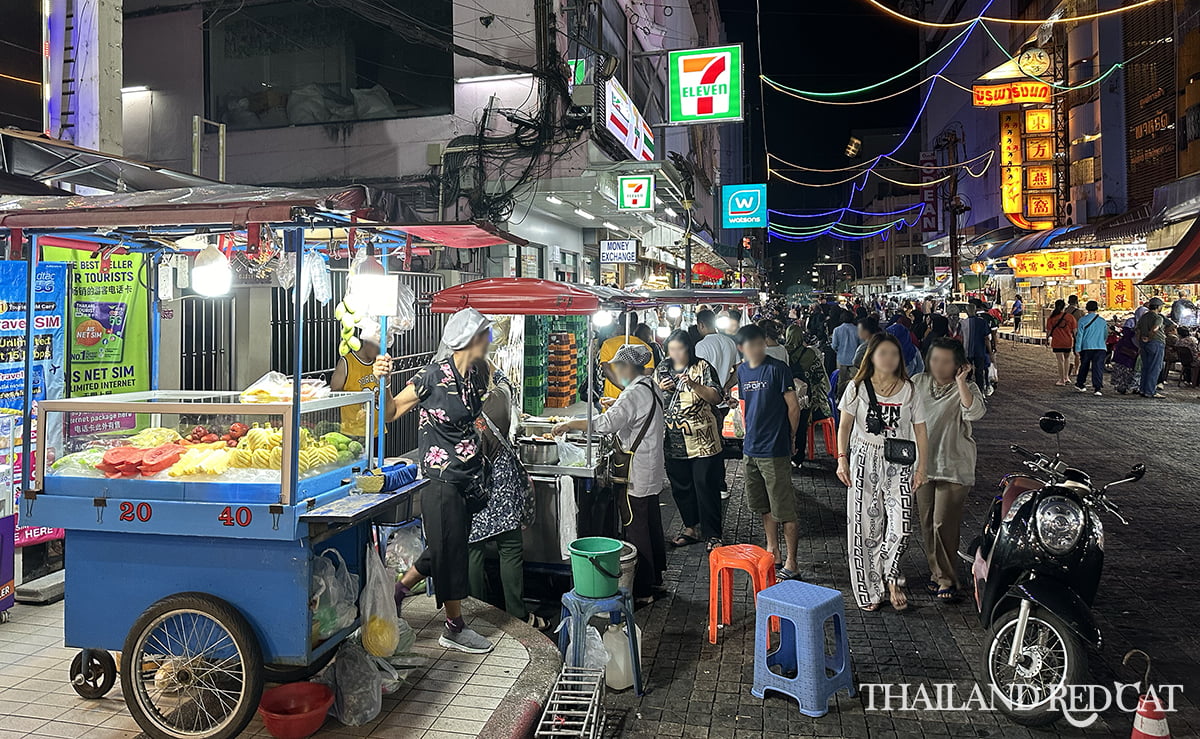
[
  {"x1": 863, "y1": 380, "x2": 918, "y2": 466},
  {"x1": 609, "y1": 383, "x2": 662, "y2": 484}
]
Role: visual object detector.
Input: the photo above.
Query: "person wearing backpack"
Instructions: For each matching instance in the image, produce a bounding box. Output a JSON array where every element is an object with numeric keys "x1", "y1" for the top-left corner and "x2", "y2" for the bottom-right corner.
[
  {"x1": 1045, "y1": 299, "x2": 1077, "y2": 386},
  {"x1": 1073, "y1": 301, "x2": 1108, "y2": 395}
]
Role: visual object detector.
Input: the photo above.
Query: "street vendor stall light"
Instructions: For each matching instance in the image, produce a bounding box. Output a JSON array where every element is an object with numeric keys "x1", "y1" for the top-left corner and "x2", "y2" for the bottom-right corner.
[
  {"x1": 191, "y1": 244, "x2": 232, "y2": 297},
  {"x1": 716, "y1": 315, "x2": 732, "y2": 331},
  {"x1": 545, "y1": 195, "x2": 564, "y2": 205},
  {"x1": 1007, "y1": 257, "x2": 1019, "y2": 269},
  {"x1": 349, "y1": 250, "x2": 400, "y2": 316},
  {"x1": 970, "y1": 262, "x2": 987, "y2": 275},
  {"x1": 666, "y1": 305, "x2": 683, "y2": 319},
  {"x1": 656, "y1": 325, "x2": 671, "y2": 339},
  {"x1": 593, "y1": 310, "x2": 614, "y2": 327},
  {"x1": 574, "y1": 208, "x2": 595, "y2": 220}
]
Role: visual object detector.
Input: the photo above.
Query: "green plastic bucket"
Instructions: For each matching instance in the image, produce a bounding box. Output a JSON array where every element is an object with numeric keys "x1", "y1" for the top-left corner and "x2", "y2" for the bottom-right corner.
[{"x1": 568, "y1": 537, "x2": 623, "y2": 598}]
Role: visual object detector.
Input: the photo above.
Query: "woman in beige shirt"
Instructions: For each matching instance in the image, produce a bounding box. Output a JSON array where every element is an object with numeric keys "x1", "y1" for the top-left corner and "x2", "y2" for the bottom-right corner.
[{"x1": 911, "y1": 337, "x2": 986, "y2": 602}]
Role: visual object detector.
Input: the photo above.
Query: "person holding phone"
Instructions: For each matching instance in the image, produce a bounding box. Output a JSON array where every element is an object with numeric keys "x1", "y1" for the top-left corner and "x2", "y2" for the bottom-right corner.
[{"x1": 658, "y1": 330, "x2": 726, "y2": 551}]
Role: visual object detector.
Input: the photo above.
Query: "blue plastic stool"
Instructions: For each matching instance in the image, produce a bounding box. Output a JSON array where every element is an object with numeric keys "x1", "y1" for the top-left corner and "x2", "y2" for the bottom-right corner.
[
  {"x1": 752, "y1": 580, "x2": 854, "y2": 717},
  {"x1": 558, "y1": 587, "x2": 643, "y2": 695}
]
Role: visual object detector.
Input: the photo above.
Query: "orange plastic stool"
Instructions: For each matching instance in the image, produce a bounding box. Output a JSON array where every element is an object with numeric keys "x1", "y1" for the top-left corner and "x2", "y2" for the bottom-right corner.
[
  {"x1": 806, "y1": 417, "x2": 837, "y2": 460},
  {"x1": 708, "y1": 544, "x2": 777, "y2": 644}
]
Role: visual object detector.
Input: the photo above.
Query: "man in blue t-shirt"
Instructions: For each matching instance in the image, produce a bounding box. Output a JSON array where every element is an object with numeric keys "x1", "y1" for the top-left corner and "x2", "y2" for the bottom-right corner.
[{"x1": 735, "y1": 324, "x2": 803, "y2": 579}]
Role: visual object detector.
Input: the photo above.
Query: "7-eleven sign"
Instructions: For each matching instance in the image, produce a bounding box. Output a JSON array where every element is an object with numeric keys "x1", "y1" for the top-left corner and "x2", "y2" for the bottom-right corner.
[
  {"x1": 668, "y1": 45, "x2": 743, "y2": 124},
  {"x1": 617, "y1": 175, "x2": 654, "y2": 211}
]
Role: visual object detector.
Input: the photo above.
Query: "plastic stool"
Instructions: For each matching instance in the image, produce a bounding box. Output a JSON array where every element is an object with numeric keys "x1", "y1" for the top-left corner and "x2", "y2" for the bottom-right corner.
[
  {"x1": 806, "y1": 417, "x2": 837, "y2": 460},
  {"x1": 752, "y1": 580, "x2": 855, "y2": 717},
  {"x1": 558, "y1": 588, "x2": 643, "y2": 695},
  {"x1": 708, "y1": 544, "x2": 776, "y2": 644}
]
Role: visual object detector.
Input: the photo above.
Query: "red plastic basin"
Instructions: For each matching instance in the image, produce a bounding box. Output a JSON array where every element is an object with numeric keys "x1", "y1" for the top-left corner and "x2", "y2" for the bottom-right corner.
[{"x1": 258, "y1": 682, "x2": 334, "y2": 739}]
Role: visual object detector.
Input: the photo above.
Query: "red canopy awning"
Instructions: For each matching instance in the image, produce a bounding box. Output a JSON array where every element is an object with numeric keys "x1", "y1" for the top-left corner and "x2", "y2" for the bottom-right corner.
[
  {"x1": 1142, "y1": 219, "x2": 1200, "y2": 285},
  {"x1": 401, "y1": 223, "x2": 524, "y2": 249},
  {"x1": 693, "y1": 262, "x2": 724, "y2": 280},
  {"x1": 431, "y1": 278, "x2": 650, "y2": 315}
]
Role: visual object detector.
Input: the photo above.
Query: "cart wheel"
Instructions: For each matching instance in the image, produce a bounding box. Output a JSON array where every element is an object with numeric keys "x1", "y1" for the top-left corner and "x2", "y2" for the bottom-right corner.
[
  {"x1": 70, "y1": 650, "x2": 117, "y2": 699},
  {"x1": 120, "y1": 593, "x2": 264, "y2": 739},
  {"x1": 0, "y1": 610, "x2": 9, "y2": 623}
]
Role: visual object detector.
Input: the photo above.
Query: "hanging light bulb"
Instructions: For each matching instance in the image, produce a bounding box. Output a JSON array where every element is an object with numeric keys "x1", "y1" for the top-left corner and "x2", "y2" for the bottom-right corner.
[
  {"x1": 666, "y1": 305, "x2": 683, "y2": 319},
  {"x1": 593, "y1": 310, "x2": 614, "y2": 327},
  {"x1": 191, "y1": 243, "x2": 232, "y2": 297},
  {"x1": 347, "y1": 247, "x2": 400, "y2": 316}
]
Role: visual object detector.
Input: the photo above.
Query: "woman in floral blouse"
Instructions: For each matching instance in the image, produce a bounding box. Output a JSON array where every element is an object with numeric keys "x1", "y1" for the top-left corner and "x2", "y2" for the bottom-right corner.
[{"x1": 374, "y1": 308, "x2": 496, "y2": 654}]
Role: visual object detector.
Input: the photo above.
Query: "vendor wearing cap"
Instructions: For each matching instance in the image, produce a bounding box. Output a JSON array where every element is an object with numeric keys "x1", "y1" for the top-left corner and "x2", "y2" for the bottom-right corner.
[
  {"x1": 374, "y1": 308, "x2": 495, "y2": 654},
  {"x1": 555, "y1": 344, "x2": 666, "y2": 605}
]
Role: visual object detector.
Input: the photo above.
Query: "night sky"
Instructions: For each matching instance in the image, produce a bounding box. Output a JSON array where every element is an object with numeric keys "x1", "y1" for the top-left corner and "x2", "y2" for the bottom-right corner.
[{"x1": 719, "y1": 1, "x2": 919, "y2": 263}]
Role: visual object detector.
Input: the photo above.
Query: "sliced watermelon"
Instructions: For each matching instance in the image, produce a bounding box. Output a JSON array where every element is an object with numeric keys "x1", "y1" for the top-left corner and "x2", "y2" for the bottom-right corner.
[{"x1": 140, "y1": 444, "x2": 185, "y2": 475}]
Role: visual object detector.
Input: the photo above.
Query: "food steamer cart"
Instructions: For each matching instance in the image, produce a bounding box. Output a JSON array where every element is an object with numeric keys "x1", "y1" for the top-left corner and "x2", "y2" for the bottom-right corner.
[{"x1": 11, "y1": 216, "x2": 425, "y2": 739}]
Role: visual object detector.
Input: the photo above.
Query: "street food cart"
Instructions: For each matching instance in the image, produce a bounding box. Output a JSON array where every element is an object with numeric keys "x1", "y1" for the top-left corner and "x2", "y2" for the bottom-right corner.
[
  {"x1": 429, "y1": 278, "x2": 653, "y2": 568},
  {"x1": 0, "y1": 185, "x2": 524, "y2": 739}
]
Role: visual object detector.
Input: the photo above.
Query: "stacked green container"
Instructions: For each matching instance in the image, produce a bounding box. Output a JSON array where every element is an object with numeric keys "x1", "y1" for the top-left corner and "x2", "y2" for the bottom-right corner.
[{"x1": 523, "y1": 316, "x2": 549, "y2": 415}]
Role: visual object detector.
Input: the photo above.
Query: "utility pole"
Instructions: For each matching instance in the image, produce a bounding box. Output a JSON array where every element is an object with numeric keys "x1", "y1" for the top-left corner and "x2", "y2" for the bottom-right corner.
[{"x1": 943, "y1": 130, "x2": 961, "y2": 297}]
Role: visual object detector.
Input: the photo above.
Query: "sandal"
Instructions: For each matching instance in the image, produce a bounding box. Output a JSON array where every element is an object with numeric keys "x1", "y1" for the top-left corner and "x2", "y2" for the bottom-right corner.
[
  {"x1": 935, "y1": 587, "x2": 958, "y2": 603},
  {"x1": 924, "y1": 580, "x2": 940, "y2": 595},
  {"x1": 525, "y1": 613, "x2": 550, "y2": 630},
  {"x1": 890, "y1": 584, "x2": 909, "y2": 612},
  {"x1": 861, "y1": 601, "x2": 884, "y2": 612},
  {"x1": 670, "y1": 532, "x2": 701, "y2": 548},
  {"x1": 706, "y1": 538, "x2": 724, "y2": 553},
  {"x1": 777, "y1": 567, "x2": 801, "y2": 581}
]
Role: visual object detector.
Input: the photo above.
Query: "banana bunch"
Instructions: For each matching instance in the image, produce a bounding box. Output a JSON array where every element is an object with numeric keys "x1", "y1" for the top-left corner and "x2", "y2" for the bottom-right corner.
[{"x1": 168, "y1": 447, "x2": 233, "y2": 477}]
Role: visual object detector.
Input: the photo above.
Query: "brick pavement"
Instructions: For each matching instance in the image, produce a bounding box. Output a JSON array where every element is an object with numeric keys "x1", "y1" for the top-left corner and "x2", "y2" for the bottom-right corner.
[{"x1": 608, "y1": 341, "x2": 1200, "y2": 738}]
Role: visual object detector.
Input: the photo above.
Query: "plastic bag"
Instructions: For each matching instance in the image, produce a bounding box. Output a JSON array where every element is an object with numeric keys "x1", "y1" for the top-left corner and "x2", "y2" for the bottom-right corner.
[
  {"x1": 360, "y1": 544, "x2": 400, "y2": 657},
  {"x1": 988, "y1": 363, "x2": 999, "y2": 382},
  {"x1": 311, "y1": 549, "x2": 358, "y2": 639},
  {"x1": 327, "y1": 642, "x2": 382, "y2": 726},
  {"x1": 241, "y1": 371, "x2": 330, "y2": 403},
  {"x1": 384, "y1": 524, "x2": 425, "y2": 574},
  {"x1": 312, "y1": 255, "x2": 332, "y2": 306},
  {"x1": 555, "y1": 439, "x2": 587, "y2": 468},
  {"x1": 275, "y1": 252, "x2": 296, "y2": 289},
  {"x1": 563, "y1": 625, "x2": 610, "y2": 671}
]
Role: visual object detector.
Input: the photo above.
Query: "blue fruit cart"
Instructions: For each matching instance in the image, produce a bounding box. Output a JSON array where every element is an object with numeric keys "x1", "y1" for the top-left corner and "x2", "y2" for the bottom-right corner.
[{"x1": 0, "y1": 186, "x2": 528, "y2": 739}]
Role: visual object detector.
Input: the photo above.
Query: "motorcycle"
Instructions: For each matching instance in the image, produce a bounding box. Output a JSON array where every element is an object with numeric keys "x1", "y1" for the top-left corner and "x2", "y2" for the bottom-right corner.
[{"x1": 964, "y1": 410, "x2": 1144, "y2": 726}]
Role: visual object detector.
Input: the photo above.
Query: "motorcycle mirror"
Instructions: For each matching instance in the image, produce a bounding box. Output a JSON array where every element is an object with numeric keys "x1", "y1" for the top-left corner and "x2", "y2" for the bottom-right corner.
[
  {"x1": 1038, "y1": 410, "x2": 1067, "y2": 435},
  {"x1": 1130, "y1": 463, "x2": 1146, "y2": 481}
]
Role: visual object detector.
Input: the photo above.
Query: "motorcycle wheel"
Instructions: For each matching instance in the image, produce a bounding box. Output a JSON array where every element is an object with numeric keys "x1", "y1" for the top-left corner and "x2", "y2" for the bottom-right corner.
[{"x1": 983, "y1": 606, "x2": 1087, "y2": 727}]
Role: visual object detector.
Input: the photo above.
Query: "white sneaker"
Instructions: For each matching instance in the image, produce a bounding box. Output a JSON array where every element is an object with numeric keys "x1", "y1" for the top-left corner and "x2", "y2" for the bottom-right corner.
[{"x1": 1094, "y1": 390, "x2": 1102, "y2": 396}]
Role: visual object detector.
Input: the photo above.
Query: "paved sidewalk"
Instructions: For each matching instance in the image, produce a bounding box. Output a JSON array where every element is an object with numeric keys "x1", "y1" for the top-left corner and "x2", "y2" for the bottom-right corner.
[
  {"x1": 0, "y1": 594, "x2": 560, "y2": 739},
  {"x1": 609, "y1": 341, "x2": 1200, "y2": 738}
]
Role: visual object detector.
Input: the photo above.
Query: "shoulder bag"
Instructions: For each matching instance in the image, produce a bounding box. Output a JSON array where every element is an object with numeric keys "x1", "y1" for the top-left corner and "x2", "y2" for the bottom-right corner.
[
  {"x1": 609, "y1": 383, "x2": 662, "y2": 484},
  {"x1": 863, "y1": 380, "x2": 918, "y2": 466}
]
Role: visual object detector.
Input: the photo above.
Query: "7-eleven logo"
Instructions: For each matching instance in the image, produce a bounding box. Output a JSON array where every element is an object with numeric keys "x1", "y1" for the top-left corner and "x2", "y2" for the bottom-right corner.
[
  {"x1": 618, "y1": 175, "x2": 654, "y2": 210},
  {"x1": 678, "y1": 51, "x2": 731, "y2": 117}
]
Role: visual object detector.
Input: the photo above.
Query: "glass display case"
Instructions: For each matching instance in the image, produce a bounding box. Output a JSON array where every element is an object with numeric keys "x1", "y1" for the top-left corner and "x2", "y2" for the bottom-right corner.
[{"x1": 35, "y1": 391, "x2": 374, "y2": 504}]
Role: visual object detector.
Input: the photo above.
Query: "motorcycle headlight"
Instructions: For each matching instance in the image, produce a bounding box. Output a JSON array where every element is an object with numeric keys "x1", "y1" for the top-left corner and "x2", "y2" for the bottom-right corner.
[{"x1": 1036, "y1": 495, "x2": 1084, "y2": 555}]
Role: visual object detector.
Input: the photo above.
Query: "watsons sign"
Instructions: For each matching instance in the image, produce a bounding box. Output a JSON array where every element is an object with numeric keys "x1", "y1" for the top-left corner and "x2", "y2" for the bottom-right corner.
[
  {"x1": 972, "y1": 81, "x2": 1052, "y2": 107},
  {"x1": 668, "y1": 45, "x2": 744, "y2": 124},
  {"x1": 721, "y1": 184, "x2": 768, "y2": 229}
]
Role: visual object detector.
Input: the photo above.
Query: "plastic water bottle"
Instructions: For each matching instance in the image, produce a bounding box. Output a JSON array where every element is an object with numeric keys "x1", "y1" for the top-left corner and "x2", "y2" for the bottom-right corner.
[{"x1": 602, "y1": 622, "x2": 642, "y2": 691}]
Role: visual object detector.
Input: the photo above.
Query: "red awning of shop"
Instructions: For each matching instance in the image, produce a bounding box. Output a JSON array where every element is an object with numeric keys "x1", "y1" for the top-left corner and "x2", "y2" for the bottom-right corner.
[
  {"x1": 693, "y1": 262, "x2": 724, "y2": 279},
  {"x1": 431, "y1": 278, "x2": 652, "y2": 315},
  {"x1": 1141, "y1": 219, "x2": 1200, "y2": 285},
  {"x1": 400, "y1": 223, "x2": 524, "y2": 249}
]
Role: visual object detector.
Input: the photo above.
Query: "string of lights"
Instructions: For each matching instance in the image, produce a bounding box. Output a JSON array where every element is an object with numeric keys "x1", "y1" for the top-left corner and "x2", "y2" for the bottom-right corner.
[
  {"x1": 758, "y1": 24, "x2": 973, "y2": 98},
  {"x1": 767, "y1": 148, "x2": 993, "y2": 175},
  {"x1": 859, "y1": 0, "x2": 1167, "y2": 29},
  {"x1": 979, "y1": 22, "x2": 1170, "y2": 92},
  {"x1": 762, "y1": 6, "x2": 994, "y2": 239},
  {"x1": 763, "y1": 72, "x2": 975, "y2": 106},
  {"x1": 768, "y1": 202, "x2": 926, "y2": 219}
]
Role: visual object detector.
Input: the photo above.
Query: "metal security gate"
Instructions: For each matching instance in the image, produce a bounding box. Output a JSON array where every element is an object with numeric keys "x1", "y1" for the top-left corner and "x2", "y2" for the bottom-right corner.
[
  {"x1": 270, "y1": 268, "x2": 445, "y2": 458},
  {"x1": 179, "y1": 296, "x2": 235, "y2": 391}
]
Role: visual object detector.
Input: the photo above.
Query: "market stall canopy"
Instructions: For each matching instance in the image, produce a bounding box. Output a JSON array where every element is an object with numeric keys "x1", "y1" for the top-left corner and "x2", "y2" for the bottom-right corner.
[
  {"x1": 0, "y1": 184, "x2": 526, "y2": 248},
  {"x1": 692, "y1": 262, "x2": 724, "y2": 280},
  {"x1": 1141, "y1": 219, "x2": 1200, "y2": 285},
  {"x1": 0, "y1": 129, "x2": 215, "y2": 194},
  {"x1": 430, "y1": 278, "x2": 650, "y2": 316},
  {"x1": 976, "y1": 225, "x2": 1081, "y2": 260},
  {"x1": 1151, "y1": 171, "x2": 1200, "y2": 228},
  {"x1": 636, "y1": 288, "x2": 761, "y2": 304},
  {"x1": 1050, "y1": 206, "x2": 1152, "y2": 249}
]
